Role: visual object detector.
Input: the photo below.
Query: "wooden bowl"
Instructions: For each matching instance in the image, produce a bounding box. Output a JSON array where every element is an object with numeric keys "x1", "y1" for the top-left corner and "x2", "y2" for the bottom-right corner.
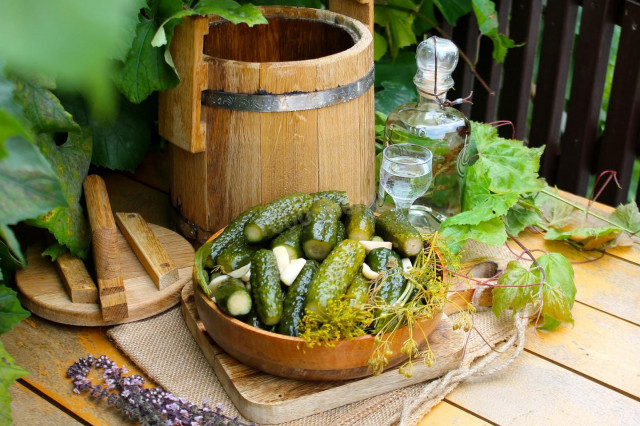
[{"x1": 193, "y1": 280, "x2": 442, "y2": 381}]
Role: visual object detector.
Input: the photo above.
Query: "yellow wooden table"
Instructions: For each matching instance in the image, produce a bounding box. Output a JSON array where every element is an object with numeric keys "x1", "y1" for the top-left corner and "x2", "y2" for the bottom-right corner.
[{"x1": 3, "y1": 164, "x2": 640, "y2": 425}]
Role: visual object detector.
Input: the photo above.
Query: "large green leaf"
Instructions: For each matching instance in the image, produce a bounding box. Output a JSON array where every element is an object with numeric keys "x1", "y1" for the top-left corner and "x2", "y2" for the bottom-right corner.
[
  {"x1": 492, "y1": 261, "x2": 538, "y2": 319},
  {"x1": 440, "y1": 216, "x2": 506, "y2": 253},
  {"x1": 0, "y1": 137, "x2": 65, "y2": 226},
  {"x1": 375, "y1": 81, "x2": 417, "y2": 116},
  {"x1": 0, "y1": 0, "x2": 146, "y2": 116},
  {"x1": 27, "y1": 130, "x2": 92, "y2": 258},
  {"x1": 434, "y1": 0, "x2": 472, "y2": 25},
  {"x1": 504, "y1": 203, "x2": 541, "y2": 235},
  {"x1": 0, "y1": 226, "x2": 25, "y2": 268},
  {"x1": 609, "y1": 202, "x2": 640, "y2": 233},
  {"x1": 0, "y1": 72, "x2": 32, "y2": 160},
  {"x1": 0, "y1": 286, "x2": 29, "y2": 334},
  {"x1": 458, "y1": 166, "x2": 520, "y2": 224},
  {"x1": 374, "y1": 0, "x2": 418, "y2": 57},
  {"x1": 115, "y1": 0, "x2": 184, "y2": 103},
  {"x1": 0, "y1": 341, "x2": 29, "y2": 425},
  {"x1": 531, "y1": 253, "x2": 576, "y2": 330},
  {"x1": 62, "y1": 94, "x2": 155, "y2": 172},
  {"x1": 10, "y1": 75, "x2": 78, "y2": 133}
]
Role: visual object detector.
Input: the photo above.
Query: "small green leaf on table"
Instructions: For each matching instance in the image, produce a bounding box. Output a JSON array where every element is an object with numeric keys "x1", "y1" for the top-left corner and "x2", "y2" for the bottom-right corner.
[
  {"x1": 492, "y1": 261, "x2": 538, "y2": 319},
  {"x1": 532, "y1": 253, "x2": 576, "y2": 330},
  {"x1": 0, "y1": 341, "x2": 29, "y2": 425}
]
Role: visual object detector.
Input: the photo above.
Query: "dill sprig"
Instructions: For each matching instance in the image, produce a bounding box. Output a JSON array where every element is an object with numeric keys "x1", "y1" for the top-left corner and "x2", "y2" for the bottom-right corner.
[{"x1": 299, "y1": 299, "x2": 374, "y2": 348}]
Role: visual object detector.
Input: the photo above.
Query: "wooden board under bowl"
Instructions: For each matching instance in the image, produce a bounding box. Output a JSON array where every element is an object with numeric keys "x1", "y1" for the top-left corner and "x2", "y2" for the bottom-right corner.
[
  {"x1": 181, "y1": 282, "x2": 466, "y2": 424},
  {"x1": 17, "y1": 224, "x2": 194, "y2": 326}
]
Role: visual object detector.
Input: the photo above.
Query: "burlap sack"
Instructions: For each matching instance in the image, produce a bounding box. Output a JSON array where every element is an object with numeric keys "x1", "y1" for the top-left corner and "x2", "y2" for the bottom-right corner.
[{"x1": 108, "y1": 242, "x2": 528, "y2": 425}]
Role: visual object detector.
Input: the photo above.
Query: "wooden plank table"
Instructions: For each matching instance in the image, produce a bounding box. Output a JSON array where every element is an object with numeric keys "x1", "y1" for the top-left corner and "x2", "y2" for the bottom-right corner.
[{"x1": 3, "y1": 163, "x2": 640, "y2": 425}]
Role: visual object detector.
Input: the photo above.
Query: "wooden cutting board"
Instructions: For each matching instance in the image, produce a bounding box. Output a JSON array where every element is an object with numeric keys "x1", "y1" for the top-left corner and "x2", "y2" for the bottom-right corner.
[
  {"x1": 17, "y1": 224, "x2": 194, "y2": 326},
  {"x1": 181, "y1": 282, "x2": 467, "y2": 424}
]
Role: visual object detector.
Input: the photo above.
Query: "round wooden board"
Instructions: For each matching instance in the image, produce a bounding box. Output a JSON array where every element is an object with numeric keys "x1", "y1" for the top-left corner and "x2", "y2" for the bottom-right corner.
[{"x1": 16, "y1": 224, "x2": 194, "y2": 326}]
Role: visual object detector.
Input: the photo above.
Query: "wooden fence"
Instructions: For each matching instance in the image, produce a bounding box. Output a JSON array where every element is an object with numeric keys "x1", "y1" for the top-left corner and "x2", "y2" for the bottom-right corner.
[{"x1": 445, "y1": 0, "x2": 640, "y2": 206}]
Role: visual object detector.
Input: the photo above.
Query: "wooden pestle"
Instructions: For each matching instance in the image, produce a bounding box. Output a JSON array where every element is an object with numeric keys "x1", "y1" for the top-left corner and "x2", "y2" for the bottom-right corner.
[{"x1": 83, "y1": 175, "x2": 128, "y2": 321}]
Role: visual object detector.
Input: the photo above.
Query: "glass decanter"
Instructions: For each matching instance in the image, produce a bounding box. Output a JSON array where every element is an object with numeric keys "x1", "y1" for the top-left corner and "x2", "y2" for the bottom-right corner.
[{"x1": 381, "y1": 36, "x2": 471, "y2": 228}]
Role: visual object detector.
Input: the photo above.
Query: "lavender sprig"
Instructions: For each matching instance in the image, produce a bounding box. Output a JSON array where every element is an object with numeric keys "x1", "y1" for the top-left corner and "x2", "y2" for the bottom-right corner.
[{"x1": 67, "y1": 355, "x2": 254, "y2": 425}]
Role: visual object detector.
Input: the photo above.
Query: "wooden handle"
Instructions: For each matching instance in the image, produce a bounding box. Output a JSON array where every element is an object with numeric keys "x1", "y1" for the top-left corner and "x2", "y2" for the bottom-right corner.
[
  {"x1": 55, "y1": 252, "x2": 98, "y2": 304},
  {"x1": 116, "y1": 212, "x2": 179, "y2": 290},
  {"x1": 83, "y1": 175, "x2": 128, "y2": 321}
]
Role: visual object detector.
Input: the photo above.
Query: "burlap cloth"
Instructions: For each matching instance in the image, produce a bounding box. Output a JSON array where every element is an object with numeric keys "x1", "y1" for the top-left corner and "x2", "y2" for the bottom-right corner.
[{"x1": 108, "y1": 241, "x2": 529, "y2": 425}]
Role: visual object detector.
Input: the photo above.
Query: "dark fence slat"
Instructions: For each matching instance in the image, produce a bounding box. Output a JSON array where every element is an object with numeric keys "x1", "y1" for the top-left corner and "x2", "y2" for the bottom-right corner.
[
  {"x1": 451, "y1": 13, "x2": 480, "y2": 118},
  {"x1": 497, "y1": 0, "x2": 543, "y2": 140},
  {"x1": 471, "y1": 0, "x2": 511, "y2": 123},
  {"x1": 528, "y1": 0, "x2": 579, "y2": 183},
  {"x1": 597, "y1": 0, "x2": 640, "y2": 205},
  {"x1": 556, "y1": 0, "x2": 618, "y2": 195}
]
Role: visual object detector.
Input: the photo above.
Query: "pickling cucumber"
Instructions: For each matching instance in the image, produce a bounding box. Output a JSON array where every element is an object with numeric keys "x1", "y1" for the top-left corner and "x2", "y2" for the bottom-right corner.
[
  {"x1": 244, "y1": 193, "x2": 313, "y2": 243},
  {"x1": 345, "y1": 204, "x2": 376, "y2": 241},
  {"x1": 345, "y1": 273, "x2": 370, "y2": 308},
  {"x1": 305, "y1": 239, "x2": 366, "y2": 313},
  {"x1": 277, "y1": 260, "x2": 320, "y2": 336},
  {"x1": 270, "y1": 224, "x2": 303, "y2": 259},
  {"x1": 250, "y1": 249, "x2": 284, "y2": 325},
  {"x1": 366, "y1": 248, "x2": 406, "y2": 305},
  {"x1": 375, "y1": 210, "x2": 423, "y2": 257},
  {"x1": 211, "y1": 205, "x2": 263, "y2": 260},
  {"x1": 336, "y1": 220, "x2": 346, "y2": 244},
  {"x1": 244, "y1": 307, "x2": 269, "y2": 330},
  {"x1": 214, "y1": 278, "x2": 252, "y2": 317},
  {"x1": 301, "y1": 199, "x2": 342, "y2": 261},
  {"x1": 216, "y1": 239, "x2": 258, "y2": 273},
  {"x1": 366, "y1": 247, "x2": 402, "y2": 272},
  {"x1": 311, "y1": 190, "x2": 349, "y2": 209}
]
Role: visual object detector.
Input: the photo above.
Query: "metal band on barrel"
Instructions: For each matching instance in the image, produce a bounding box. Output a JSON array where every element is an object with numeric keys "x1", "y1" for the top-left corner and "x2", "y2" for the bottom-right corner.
[{"x1": 201, "y1": 67, "x2": 375, "y2": 112}]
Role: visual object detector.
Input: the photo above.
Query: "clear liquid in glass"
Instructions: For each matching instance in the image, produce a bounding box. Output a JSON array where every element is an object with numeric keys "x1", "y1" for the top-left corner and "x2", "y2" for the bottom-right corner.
[{"x1": 380, "y1": 156, "x2": 433, "y2": 208}]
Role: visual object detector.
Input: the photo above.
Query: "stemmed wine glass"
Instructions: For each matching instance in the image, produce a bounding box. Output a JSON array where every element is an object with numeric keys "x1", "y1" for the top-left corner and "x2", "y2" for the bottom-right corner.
[{"x1": 380, "y1": 143, "x2": 433, "y2": 217}]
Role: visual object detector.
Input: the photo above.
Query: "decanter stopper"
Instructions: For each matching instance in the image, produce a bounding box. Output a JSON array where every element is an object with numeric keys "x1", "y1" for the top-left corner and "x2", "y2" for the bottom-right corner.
[{"x1": 413, "y1": 36, "x2": 459, "y2": 94}]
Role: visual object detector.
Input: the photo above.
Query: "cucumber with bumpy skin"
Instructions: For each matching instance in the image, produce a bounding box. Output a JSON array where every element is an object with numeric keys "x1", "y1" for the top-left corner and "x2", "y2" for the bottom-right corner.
[
  {"x1": 345, "y1": 204, "x2": 376, "y2": 241},
  {"x1": 211, "y1": 205, "x2": 263, "y2": 260},
  {"x1": 301, "y1": 199, "x2": 342, "y2": 261},
  {"x1": 270, "y1": 224, "x2": 303, "y2": 259},
  {"x1": 375, "y1": 210, "x2": 423, "y2": 257},
  {"x1": 216, "y1": 239, "x2": 258, "y2": 273},
  {"x1": 250, "y1": 249, "x2": 284, "y2": 325},
  {"x1": 345, "y1": 273, "x2": 370, "y2": 308},
  {"x1": 277, "y1": 260, "x2": 319, "y2": 336},
  {"x1": 214, "y1": 278, "x2": 252, "y2": 317},
  {"x1": 336, "y1": 220, "x2": 346, "y2": 244},
  {"x1": 305, "y1": 239, "x2": 366, "y2": 313},
  {"x1": 244, "y1": 307, "x2": 269, "y2": 330},
  {"x1": 366, "y1": 248, "x2": 406, "y2": 305},
  {"x1": 311, "y1": 190, "x2": 349, "y2": 209},
  {"x1": 244, "y1": 193, "x2": 313, "y2": 243}
]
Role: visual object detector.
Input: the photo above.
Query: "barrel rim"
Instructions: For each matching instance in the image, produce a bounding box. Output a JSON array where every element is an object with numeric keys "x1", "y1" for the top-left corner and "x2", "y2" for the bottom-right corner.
[{"x1": 202, "y1": 6, "x2": 372, "y2": 68}]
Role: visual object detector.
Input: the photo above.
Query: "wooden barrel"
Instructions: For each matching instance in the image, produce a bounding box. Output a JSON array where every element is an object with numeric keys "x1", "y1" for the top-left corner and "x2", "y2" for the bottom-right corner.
[{"x1": 159, "y1": 6, "x2": 375, "y2": 243}]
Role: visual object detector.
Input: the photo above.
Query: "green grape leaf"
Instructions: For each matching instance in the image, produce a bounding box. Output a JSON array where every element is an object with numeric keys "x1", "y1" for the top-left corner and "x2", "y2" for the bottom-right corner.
[
  {"x1": 0, "y1": 137, "x2": 66, "y2": 226},
  {"x1": 27, "y1": 130, "x2": 92, "y2": 258},
  {"x1": 10, "y1": 75, "x2": 78, "y2": 133},
  {"x1": 375, "y1": 81, "x2": 417, "y2": 115},
  {"x1": 62, "y1": 94, "x2": 155, "y2": 172},
  {"x1": 0, "y1": 73, "x2": 32, "y2": 159},
  {"x1": 504, "y1": 203, "x2": 542, "y2": 236},
  {"x1": 471, "y1": 0, "x2": 517, "y2": 63},
  {"x1": 532, "y1": 253, "x2": 576, "y2": 329},
  {"x1": 459, "y1": 166, "x2": 520, "y2": 223},
  {"x1": 0, "y1": 340, "x2": 29, "y2": 425},
  {"x1": 609, "y1": 202, "x2": 640, "y2": 233},
  {"x1": 115, "y1": 0, "x2": 184, "y2": 103},
  {"x1": 413, "y1": 0, "x2": 439, "y2": 37},
  {"x1": 544, "y1": 226, "x2": 621, "y2": 250},
  {"x1": 374, "y1": 32, "x2": 389, "y2": 61},
  {"x1": 375, "y1": 51, "x2": 417, "y2": 89},
  {"x1": 473, "y1": 134, "x2": 545, "y2": 195},
  {"x1": 42, "y1": 243, "x2": 68, "y2": 262},
  {"x1": 0, "y1": 285, "x2": 30, "y2": 334},
  {"x1": 434, "y1": 0, "x2": 473, "y2": 25},
  {"x1": 492, "y1": 261, "x2": 539, "y2": 319},
  {"x1": 375, "y1": 111, "x2": 388, "y2": 142},
  {"x1": 440, "y1": 216, "x2": 507, "y2": 254},
  {"x1": 374, "y1": 0, "x2": 418, "y2": 57}
]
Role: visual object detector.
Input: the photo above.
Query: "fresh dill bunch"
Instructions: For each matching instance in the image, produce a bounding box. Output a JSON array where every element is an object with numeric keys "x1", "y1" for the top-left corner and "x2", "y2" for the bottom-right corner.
[{"x1": 298, "y1": 298, "x2": 374, "y2": 348}]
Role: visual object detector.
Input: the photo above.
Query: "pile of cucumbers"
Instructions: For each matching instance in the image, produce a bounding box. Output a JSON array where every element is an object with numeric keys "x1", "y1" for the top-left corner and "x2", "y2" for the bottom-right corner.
[{"x1": 196, "y1": 191, "x2": 424, "y2": 337}]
